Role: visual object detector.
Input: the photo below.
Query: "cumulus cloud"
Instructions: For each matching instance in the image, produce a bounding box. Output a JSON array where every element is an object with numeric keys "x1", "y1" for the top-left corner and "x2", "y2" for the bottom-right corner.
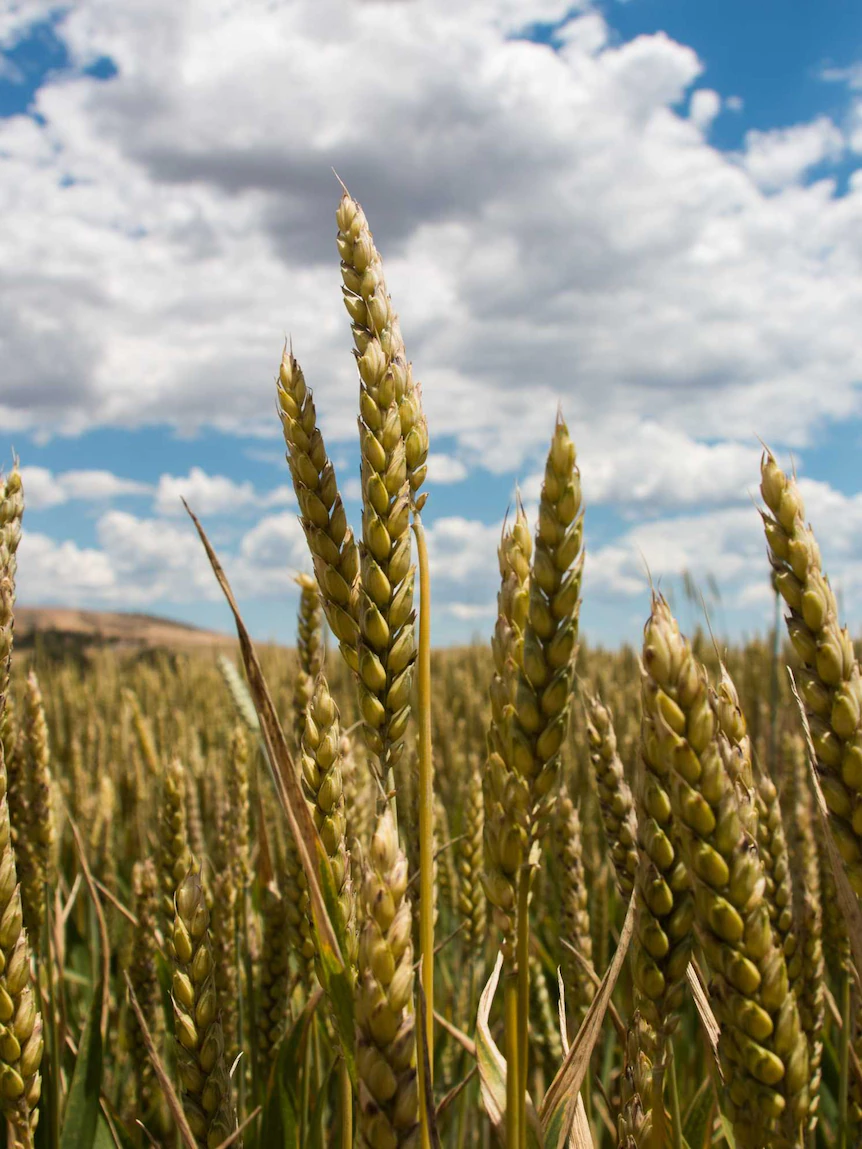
[
  {"x1": 0, "y1": 0, "x2": 858, "y2": 482},
  {"x1": 689, "y1": 88, "x2": 721, "y2": 131},
  {"x1": 424, "y1": 516, "x2": 502, "y2": 585},
  {"x1": 21, "y1": 466, "x2": 151, "y2": 510},
  {"x1": 18, "y1": 530, "x2": 117, "y2": 601},
  {"x1": 820, "y1": 63, "x2": 862, "y2": 91},
  {"x1": 587, "y1": 506, "x2": 761, "y2": 600},
  {"x1": 742, "y1": 117, "x2": 844, "y2": 190},
  {"x1": 521, "y1": 424, "x2": 761, "y2": 512},
  {"x1": 445, "y1": 601, "x2": 497, "y2": 620},
  {"x1": 153, "y1": 467, "x2": 292, "y2": 517},
  {"x1": 17, "y1": 505, "x2": 308, "y2": 608},
  {"x1": 584, "y1": 473, "x2": 862, "y2": 634},
  {"x1": 426, "y1": 454, "x2": 468, "y2": 484},
  {"x1": 4, "y1": 1, "x2": 862, "y2": 642}
]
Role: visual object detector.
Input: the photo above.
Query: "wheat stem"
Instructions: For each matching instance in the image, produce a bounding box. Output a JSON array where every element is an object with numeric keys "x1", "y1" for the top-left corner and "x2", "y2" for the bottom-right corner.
[
  {"x1": 339, "y1": 1058, "x2": 353, "y2": 1149},
  {"x1": 516, "y1": 865, "x2": 531, "y2": 1149},
  {"x1": 504, "y1": 971, "x2": 520, "y2": 1149},
  {"x1": 413, "y1": 513, "x2": 435, "y2": 1147},
  {"x1": 839, "y1": 968, "x2": 851, "y2": 1149}
]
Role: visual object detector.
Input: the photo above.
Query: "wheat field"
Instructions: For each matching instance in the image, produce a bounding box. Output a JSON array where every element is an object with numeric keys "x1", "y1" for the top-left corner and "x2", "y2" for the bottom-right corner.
[{"x1": 1, "y1": 191, "x2": 860, "y2": 1149}]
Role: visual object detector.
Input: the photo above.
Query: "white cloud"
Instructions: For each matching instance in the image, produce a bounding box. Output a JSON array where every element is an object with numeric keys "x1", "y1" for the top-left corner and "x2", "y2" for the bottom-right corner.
[
  {"x1": 17, "y1": 505, "x2": 308, "y2": 608},
  {"x1": 94, "y1": 510, "x2": 220, "y2": 602},
  {"x1": 0, "y1": 55, "x2": 23, "y2": 83},
  {"x1": 742, "y1": 117, "x2": 844, "y2": 190},
  {"x1": 820, "y1": 63, "x2": 862, "y2": 91},
  {"x1": 236, "y1": 511, "x2": 308, "y2": 593},
  {"x1": 581, "y1": 426, "x2": 761, "y2": 510},
  {"x1": 583, "y1": 473, "x2": 862, "y2": 637},
  {"x1": 4, "y1": 1, "x2": 862, "y2": 643},
  {"x1": 18, "y1": 530, "x2": 117, "y2": 601},
  {"x1": 850, "y1": 101, "x2": 862, "y2": 155},
  {"x1": 18, "y1": 458, "x2": 862, "y2": 646},
  {"x1": 0, "y1": 0, "x2": 857, "y2": 487},
  {"x1": 344, "y1": 477, "x2": 362, "y2": 503},
  {"x1": 20, "y1": 465, "x2": 151, "y2": 510},
  {"x1": 556, "y1": 11, "x2": 607, "y2": 56},
  {"x1": 153, "y1": 467, "x2": 292, "y2": 517},
  {"x1": 587, "y1": 506, "x2": 761, "y2": 600},
  {"x1": 689, "y1": 89, "x2": 720, "y2": 131},
  {"x1": 445, "y1": 601, "x2": 496, "y2": 620},
  {"x1": 424, "y1": 516, "x2": 502, "y2": 585},
  {"x1": 426, "y1": 453, "x2": 468, "y2": 484},
  {"x1": 0, "y1": 2, "x2": 58, "y2": 45},
  {"x1": 521, "y1": 424, "x2": 761, "y2": 512}
]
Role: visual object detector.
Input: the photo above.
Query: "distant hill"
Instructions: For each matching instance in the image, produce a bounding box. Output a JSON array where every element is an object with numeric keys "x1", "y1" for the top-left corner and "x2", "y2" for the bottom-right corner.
[{"x1": 15, "y1": 606, "x2": 238, "y2": 654}]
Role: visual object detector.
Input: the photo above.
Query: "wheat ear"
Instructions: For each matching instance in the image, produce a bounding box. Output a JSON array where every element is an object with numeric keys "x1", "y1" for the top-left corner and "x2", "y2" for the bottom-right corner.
[
  {"x1": 277, "y1": 349, "x2": 361, "y2": 670},
  {"x1": 0, "y1": 467, "x2": 42, "y2": 1148},
  {"x1": 482, "y1": 502, "x2": 532, "y2": 961},
  {"x1": 617, "y1": 1010, "x2": 654, "y2": 1149},
  {"x1": 128, "y1": 858, "x2": 171, "y2": 1138},
  {"x1": 585, "y1": 689, "x2": 639, "y2": 898},
  {"x1": 293, "y1": 573, "x2": 324, "y2": 748},
  {"x1": 337, "y1": 194, "x2": 422, "y2": 780},
  {"x1": 170, "y1": 867, "x2": 239, "y2": 1147},
  {"x1": 300, "y1": 674, "x2": 356, "y2": 967},
  {"x1": 336, "y1": 191, "x2": 428, "y2": 512},
  {"x1": 647, "y1": 596, "x2": 809, "y2": 1146},
  {"x1": 760, "y1": 451, "x2": 862, "y2": 891},
  {"x1": 355, "y1": 807, "x2": 418, "y2": 1148}
]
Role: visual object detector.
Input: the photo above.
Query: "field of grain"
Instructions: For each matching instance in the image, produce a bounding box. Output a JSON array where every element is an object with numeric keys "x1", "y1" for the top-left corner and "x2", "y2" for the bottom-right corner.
[{"x1": 0, "y1": 192, "x2": 859, "y2": 1149}]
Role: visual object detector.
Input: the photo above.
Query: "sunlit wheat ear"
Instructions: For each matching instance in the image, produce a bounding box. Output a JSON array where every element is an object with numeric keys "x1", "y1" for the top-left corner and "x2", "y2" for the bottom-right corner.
[
  {"x1": 258, "y1": 879, "x2": 291, "y2": 1072},
  {"x1": 634, "y1": 597, "x2": 696, "y2": 1051},
  {"x1": 293, "y1": 572, "x2": 324, "y2": 749},
  {"x1": 554, "y1": 793, "x2": 594, "y2": 1032},
  {"x1": 355, "y1": 807, "x2": 419, "y2": 1149},
  {"x1": 760, "y1": 450, "x2": 862, "y2": 893},
  {"x1": 336, "y1": 191, "x2": 428, "y2": 512},
  {"x1": 277, "y1": 349, "x2": 361, "y2": 671},
  {"x1": 300, "y1": 674, "x2": 356, "y2": 970},
  {"x1": 646, "y1": 595, "x2": 810, "y2": 1147},
  {"x1": 211, "y1": 798, "x2": 239, "y2": 1064},
  {"x1": 482, "y1": 505, "x2": 531, "y2": 961},
  {"x1": 782, "y1": 732, "x2": 825, "y2": 1136},
  {"x1": 169, "y1": 867, "x2": 238, "y2": 1147},
  {"x1": 617, "y1": 1010, "x2": 655, "y2": 1149},
  {"x1": 129, "y1": 858, "x2": 171, "y2": 1138},
  {"x1": 507, "y1": 415, "x2": 584, "y2": 837},
  {"x1": 585, "y1": 688, "x2": 639, "y2": 898},
  {"x1": 14, "y1": 670, "x2": 56, "y2": 938},
  {"x1": 457, "y1": 753, "x2": 486, "y2": 957},
  {"x1": 158, "y1": 757, "x2": 191, "y2": 924},
  {"x1": 755, "y1": 772, "x2": 801, "y2": 1011},
  {"x1": 227, "y1": 723, "x2": 251, "y2": 894},
  {"x1": 0, "y1": 466, "x2": 42, "y2": 1149}
]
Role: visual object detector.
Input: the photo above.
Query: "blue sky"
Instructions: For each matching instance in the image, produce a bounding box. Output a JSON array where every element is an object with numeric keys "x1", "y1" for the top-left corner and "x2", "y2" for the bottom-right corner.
[{"x1": 2, "y1": 0, "x2": 862, "y2": 646}]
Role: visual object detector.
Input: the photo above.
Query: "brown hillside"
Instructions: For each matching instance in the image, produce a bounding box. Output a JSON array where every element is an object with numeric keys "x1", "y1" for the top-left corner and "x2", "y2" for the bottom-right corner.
[{"x1": 15, "y1": 606, "x2": 237, "y2": 653}]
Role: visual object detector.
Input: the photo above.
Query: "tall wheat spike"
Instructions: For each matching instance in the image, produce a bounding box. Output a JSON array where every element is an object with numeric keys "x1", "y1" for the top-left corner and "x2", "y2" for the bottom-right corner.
[
  {"x1": 585, "y1": 689, "x2": 639, "y2": 898},
  {"x1": 647, "y1": 596, "x2": 809, "y2": 1147},
  {"x1": 0, "y1": 468, "x2": 42, "y2": 1148},
  {"x1": 293, "y1": 573, "x2": 325, "y2": 748},
  {"x1": 170, "y1": 868, "x2": 239, "y2": 1148},
  {"x1": 483, "y1": 504, "x2": 532, "y2": 961},
  {"x1": 278, "y1": 350, "x2": 361, "y2": 670},
  {"x1": 336, "y1": 193, "x2": 421, "y2": 780},
  {"x1": 760, "y1": 452, "x2": 862, "y2": 892},
  {"x1": 355, "y1": 807, "x2": 419, "y2": 1148}
]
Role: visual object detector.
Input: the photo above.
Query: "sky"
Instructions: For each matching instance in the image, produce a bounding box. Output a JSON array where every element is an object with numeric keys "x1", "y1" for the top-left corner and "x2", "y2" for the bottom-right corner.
[{"x1": 1, "y1": 0, "x2": 862, "y2": 648}]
